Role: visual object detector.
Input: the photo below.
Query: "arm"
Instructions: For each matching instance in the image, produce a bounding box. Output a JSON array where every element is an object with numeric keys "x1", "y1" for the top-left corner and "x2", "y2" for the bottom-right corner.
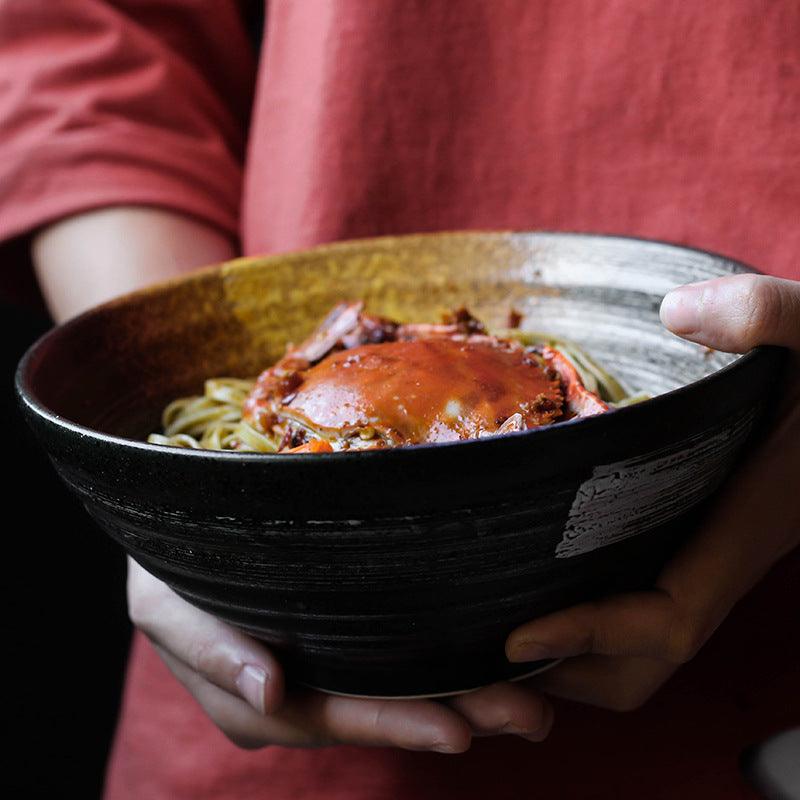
[
  {"x1": 0, "y1": 0, "x2": 254, "y2": 247},
  {"x1": 34, "y1": 207, "x2": 237, "y2": 321},
  {"x1": 507, "y1": 274, "x2": 800, "y2": 710}
]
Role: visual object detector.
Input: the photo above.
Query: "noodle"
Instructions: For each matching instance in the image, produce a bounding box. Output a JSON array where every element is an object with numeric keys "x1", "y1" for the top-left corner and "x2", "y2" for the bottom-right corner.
[{"x1": 148, "y1": 378, "x2": 276, "y2": 452}]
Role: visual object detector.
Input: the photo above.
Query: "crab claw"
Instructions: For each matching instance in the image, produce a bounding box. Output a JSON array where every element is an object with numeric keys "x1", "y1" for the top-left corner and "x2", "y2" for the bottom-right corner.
[{"x1": 289, "y1": 301, "x2": 365, "y2": 363}]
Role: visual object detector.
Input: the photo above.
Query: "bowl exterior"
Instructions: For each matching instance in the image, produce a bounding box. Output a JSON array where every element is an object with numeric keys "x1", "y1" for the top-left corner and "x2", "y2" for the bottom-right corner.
[
  {"x1": 16, "y1": 231, "x2": 787, "y2": 696},
  {"x1": 19, "y1": 346, "x2": 782, "y2": 696}
]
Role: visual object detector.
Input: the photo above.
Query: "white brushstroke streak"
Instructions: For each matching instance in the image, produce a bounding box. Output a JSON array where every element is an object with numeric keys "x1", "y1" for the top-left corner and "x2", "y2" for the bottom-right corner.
[{"x1": 556, "y1": 410, "x2": 756, "y2": 558}]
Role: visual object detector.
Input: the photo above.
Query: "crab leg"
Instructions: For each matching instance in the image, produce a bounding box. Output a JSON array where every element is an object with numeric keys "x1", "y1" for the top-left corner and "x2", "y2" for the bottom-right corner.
[
  {"x1": 541, "y1": 345, "x2": 609, "y2": 417},
  {"x1": 288, "y1": 301, "x2": 365, "y2": 363}
]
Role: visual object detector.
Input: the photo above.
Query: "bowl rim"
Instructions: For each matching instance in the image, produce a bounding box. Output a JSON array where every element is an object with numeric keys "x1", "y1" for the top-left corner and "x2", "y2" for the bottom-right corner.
[{"x1": 15, "y1": 229, "x2": 768, "y2": 462}]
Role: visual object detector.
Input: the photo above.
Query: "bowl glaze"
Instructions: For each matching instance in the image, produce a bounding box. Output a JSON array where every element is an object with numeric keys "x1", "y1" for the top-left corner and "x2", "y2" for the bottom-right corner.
[{"x1": 16, "y1": 232, "x2": 785, "y2": 697}]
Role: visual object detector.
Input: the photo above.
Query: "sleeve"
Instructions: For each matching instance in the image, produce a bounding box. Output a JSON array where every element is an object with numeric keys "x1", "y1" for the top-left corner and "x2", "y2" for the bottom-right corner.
[{"x1": 0, "y1": 0, "x2": 257, "y2": 243}]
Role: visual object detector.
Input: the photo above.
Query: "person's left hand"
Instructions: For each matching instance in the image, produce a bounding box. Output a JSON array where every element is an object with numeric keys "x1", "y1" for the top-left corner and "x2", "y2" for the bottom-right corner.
[{"x1": 506, "y1": 274, "x2": 800, "y2": 711}]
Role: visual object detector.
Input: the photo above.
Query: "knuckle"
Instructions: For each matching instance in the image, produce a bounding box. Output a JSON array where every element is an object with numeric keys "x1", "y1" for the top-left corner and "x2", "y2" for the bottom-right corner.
[
  {"x1": 369, "y1": 701, "x2": 388, "y2": 740},
  {"x1": 546, "y1": 602, "x2": 600, "y2": 655},
  {"x1": 197, "y1": 692, "x2": 274, "y2": 751},
  {"x1": 600, "y1": 668, "x2": 672, "y2": 712},
  {"x1": 125, "y1": 595, "x2": 142, "y2": 629},
  {"x1": 126, "y1": 582, "x2": 157, "y2": 633},
  {"x1": 219, "y1": 728, "x2": 271, "y2": 750},
  {"x1": 186, "y1": 637, "x2": 222, "y2": 678},
  {"x1": 603, "y1": 684, "x2": 656, "y2": 713},
  {"x1": 125, "y1": 562, "x2": 166, "y2": 635},
  {"x1": 589, "y1": 658, "x2": 676, "y2": 712},
  {"x1": 739, "y1": 275, "x2": 779, "y2": 348},
  {"x1": 664, "y1": 616, "x2": 707, "y2": 665},
  {"x1": 578, "y1": 603, "x2": 604, "y2": 652},
  {"x1": 369, "y1": 702, "x2": 388, "y2": 736}
]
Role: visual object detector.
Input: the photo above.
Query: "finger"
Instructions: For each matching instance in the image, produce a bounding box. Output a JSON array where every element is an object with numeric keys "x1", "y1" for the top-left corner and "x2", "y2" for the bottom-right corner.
[
  {"x1": 505, "y1": 590, "x2": 697, "y2": 664},
  {"x1": 280, "y1": 690, "x2": 473, "y2": 753},
  {"x1": 155, "y1": 645, "x2": 291, "y2": 749},
  {"x1": 445, "y1": 681, "x2": 554, "y2": 741},
  {"x1": 530, "y1": 654, "x2": 677, "y2": 712},
  {"x1": 127, "y1": 558, "x2": 284, "y2": 714},
  {"x1": 158, "y1": 647, "x2": 472, "y2": 752},
  {"x1": 660, "y1": 274, "x2": 800, "y2": 353}
]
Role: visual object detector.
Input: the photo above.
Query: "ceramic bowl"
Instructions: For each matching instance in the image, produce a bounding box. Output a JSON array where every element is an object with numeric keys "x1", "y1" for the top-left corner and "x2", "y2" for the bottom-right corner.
[{"x1": 16, "y1": 232, "x2": 784, "y2": 697}]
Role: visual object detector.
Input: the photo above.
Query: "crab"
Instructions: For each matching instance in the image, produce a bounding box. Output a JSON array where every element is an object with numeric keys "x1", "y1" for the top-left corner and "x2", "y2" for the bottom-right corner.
[{"x1": 242, "y1": 302, "x2": 608, "y2": 453}]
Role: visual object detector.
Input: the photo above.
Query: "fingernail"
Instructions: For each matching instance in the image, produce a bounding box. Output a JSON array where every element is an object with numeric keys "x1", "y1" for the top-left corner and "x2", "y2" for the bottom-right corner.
[
  {"x1": 430, "y1": 742, "x2": 459, "y2": 754},
  {"x1": 500, "y1": 722, "x2": 551, "y2": 741},
  {"x1": 507, "y1": 640, "x2": 552, "y2": 663},
  {"x1": 660, "y1": 284, "x2": 706, "y2": 333},
  {"x1": 521, "y1": 728, "x2": 551, "y2": 743},
  {"x1": 235, "y1": 664, "x2": 267, "y2": 714},
  {"x1": 500, "y1": 722, "x2": 530, "y2": 735}
]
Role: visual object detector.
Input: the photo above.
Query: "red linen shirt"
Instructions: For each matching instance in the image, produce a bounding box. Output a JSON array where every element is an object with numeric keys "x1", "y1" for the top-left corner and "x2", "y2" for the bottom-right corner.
[{"x1": 1, "y1": 1, "x2": 798, "y2": 798}]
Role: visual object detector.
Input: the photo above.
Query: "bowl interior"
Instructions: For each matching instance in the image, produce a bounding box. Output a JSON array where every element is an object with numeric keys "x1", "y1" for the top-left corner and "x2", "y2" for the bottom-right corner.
[{"x1": 22, "y1": 232, "x2": 746, "y2": 438}]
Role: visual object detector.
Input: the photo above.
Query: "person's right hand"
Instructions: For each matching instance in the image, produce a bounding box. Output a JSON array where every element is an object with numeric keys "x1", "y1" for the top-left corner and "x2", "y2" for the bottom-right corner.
[{"x1": 128, "y1": 557, "x2": 554, "y2": 753}]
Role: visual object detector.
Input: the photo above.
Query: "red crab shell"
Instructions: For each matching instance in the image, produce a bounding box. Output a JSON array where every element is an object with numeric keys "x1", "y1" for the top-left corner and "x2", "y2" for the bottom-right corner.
[{"x1": 242, "y1": 302, "x2": 608, "y2": 452}]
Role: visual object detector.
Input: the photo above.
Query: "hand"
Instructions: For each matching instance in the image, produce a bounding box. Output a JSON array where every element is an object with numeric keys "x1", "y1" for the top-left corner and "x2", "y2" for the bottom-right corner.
[
  {"x1": 128, "y1": 558, "x2": 554, "y2": 752},
  {"x1": 506, "y1": 274, "x2": 800, "y2": 711}
]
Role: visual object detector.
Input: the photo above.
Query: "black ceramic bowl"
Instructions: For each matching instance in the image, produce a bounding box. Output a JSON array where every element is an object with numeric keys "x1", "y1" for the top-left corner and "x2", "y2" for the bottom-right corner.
[{"x1": 17, "y1": 232, "x2": 784, "y2": 697}]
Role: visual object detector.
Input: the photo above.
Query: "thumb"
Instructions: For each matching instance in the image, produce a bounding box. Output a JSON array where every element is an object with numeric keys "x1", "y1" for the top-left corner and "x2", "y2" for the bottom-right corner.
[{"x1": 660, "y1": 274, "x2": 800, "y2": 353}]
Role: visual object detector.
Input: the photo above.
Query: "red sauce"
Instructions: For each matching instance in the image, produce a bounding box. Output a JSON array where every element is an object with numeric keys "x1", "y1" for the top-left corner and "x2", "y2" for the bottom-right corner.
[{"x1": 282, "y1": 338, "x2": 563, "y2": 444}]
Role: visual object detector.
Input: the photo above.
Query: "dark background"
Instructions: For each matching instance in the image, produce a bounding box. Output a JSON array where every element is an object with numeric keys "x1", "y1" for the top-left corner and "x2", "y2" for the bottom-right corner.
[{"x1": 4, "y1": 237, "x2": 132, "y2": 797}]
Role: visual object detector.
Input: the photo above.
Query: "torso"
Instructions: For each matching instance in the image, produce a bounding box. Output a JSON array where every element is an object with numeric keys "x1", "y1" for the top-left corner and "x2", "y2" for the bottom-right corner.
[{"x1": 106, "y1": 3, "x2": 800, "y2": 797}]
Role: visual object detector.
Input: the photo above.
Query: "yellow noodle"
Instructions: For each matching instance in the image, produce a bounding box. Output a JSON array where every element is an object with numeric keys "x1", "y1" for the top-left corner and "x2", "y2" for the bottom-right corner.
[
  {"x1": 147, "y1": 432, "x2": 203, "y2": 449},
  {"x1": 610, "y1": 392, "x2": 650, "y2": 408},
  {"x1": 147, "y1": 377, "x2": 279, "y2": 452}
]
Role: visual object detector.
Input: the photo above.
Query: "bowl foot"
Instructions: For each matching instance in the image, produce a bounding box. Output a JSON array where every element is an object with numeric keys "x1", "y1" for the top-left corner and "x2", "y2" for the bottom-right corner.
[{"x1": 297, "y1": 658, "x2": 563, "y2": 700}]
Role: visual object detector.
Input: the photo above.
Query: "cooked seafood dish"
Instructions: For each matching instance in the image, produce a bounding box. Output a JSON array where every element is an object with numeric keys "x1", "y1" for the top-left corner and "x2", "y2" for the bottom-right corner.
[{"x1": 148, "y1": 303, "x2": 636, "y2": 453}]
